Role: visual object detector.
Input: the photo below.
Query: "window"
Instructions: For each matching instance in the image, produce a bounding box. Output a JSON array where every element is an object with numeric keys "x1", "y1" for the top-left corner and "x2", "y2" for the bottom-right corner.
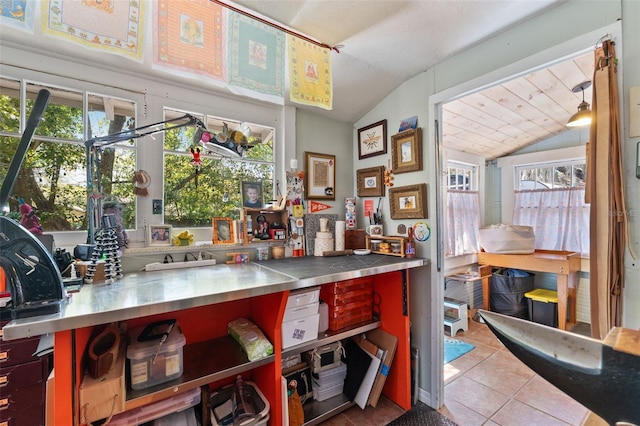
[
  {"x1": 445, "y1": 161, "x2": 480, "y2": 256},
  {"x1": 513, "y1": 159, "x2": 589, "y2": 254},
  {"x1": 162, "y1": 108, "x2": 275, "y2": 227},
  {"x1": 0, "y1": 78, "x2": 136, "y2": 232}
]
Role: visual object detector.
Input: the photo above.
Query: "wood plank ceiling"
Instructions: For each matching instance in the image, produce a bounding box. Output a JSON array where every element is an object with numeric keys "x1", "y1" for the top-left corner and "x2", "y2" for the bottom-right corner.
[{"x1": 442, "y1": 52, "x2": 594, "y2": 160}]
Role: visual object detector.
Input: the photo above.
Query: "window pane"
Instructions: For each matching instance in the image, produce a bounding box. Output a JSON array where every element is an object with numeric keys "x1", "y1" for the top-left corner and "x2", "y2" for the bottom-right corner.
[
  {"x1": 27, "y1": 82, "x2": 83, "y2": 141},
  {"x1": 88, "y1": 93, "x2": 136, "y2": 144},
  {"x1": 0, "y1": 77, "x2": 20, "y2": 133}
]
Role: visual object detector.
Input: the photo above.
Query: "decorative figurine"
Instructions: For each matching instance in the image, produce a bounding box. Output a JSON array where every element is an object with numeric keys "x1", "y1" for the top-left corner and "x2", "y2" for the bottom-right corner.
[{"x1": 19, "y1": 199, "x2": 43, "y2": 235}]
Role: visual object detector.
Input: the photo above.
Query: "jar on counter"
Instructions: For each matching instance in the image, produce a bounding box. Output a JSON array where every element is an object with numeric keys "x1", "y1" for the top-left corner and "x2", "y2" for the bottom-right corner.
[
  {"x1": 370, "y1": 239, "x2": 382, "y2": 251},
  {"x1": 391, "y1": 242, "x2": 402, "y2": 254}
]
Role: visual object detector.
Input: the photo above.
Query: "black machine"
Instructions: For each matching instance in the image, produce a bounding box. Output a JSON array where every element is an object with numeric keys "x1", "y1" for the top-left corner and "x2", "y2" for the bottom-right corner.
[{"x1": 0, "y1": 89, "x2": 66, "y2": 319}]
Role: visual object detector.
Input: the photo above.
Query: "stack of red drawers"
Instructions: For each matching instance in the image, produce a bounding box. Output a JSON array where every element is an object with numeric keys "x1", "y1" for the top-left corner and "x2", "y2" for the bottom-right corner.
[{"x1": 320, "y1": 278, "x2": 373, "y2": 331}]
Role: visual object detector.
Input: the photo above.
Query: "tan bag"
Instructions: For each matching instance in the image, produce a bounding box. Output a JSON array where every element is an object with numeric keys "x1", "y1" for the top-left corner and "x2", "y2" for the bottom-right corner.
[{"x1": 287, "y1": 381, "x2": 304, "y2": 426}]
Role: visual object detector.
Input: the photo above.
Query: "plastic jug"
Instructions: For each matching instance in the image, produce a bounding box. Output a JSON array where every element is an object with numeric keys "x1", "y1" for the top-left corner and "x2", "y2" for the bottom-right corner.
[{"x1": 232, "y1": 375, "x2": 256, "y2": 425}]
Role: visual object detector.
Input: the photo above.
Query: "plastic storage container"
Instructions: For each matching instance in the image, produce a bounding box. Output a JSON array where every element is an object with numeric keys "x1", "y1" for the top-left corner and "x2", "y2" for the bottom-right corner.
[
  {"x1": 312, "y1": 378, "x2": 344, "y2": 402},
  {"x1": 321, "y1": 279, "x2": 372, "y2": 295},
  {"x1": 327, "y1": 299, "x2": 372, "y2": 319},
  {"x1": 525, "y1": 288, "x2": 558, "y2": 327},
  {"x1": 209, "y1": 381, "x2": 270, "y2": 426},
  {"x1": 108, "y1": 386, "x2": 200, "y2": 425},
  {"x1": 320, "y1": 287, "x2": 373, "y2": 307},
  {"x1": 328, "y1": 309, "x2": 372, "y2": 331},
  {"x1": 312, "y1": 362, "x2": 347, "y2": 387},
  {"x1": 126, "y1": 320, "x2": 186, "y2": 390}
]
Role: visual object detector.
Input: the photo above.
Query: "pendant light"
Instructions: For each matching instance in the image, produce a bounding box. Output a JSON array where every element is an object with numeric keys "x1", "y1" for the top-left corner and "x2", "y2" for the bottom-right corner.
[{"x1": 566, "y1": 81, "x2": 592, "y2": 127}]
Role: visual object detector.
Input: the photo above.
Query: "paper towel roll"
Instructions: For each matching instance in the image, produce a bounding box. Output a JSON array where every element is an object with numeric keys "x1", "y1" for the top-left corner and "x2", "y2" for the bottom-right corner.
[{"x1": 335, "y1": 220, "x2": 345, "y2": 251}]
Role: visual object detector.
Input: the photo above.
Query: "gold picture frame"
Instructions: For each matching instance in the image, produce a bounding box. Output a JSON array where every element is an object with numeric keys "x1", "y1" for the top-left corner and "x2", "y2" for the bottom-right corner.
[
  {"x1": 358, "y1": 119, "x2": 387, "y2": 159},
  {"x1": 389, "y1": 183, "x2": 427, "y2": 219},
  {"x1": 213, "y1": 217, "x2": 234, "y2": 244},
  {"x1": 356, "y1": 166, "x2": 385, "y2": 197},
  {"x1": 391, "y1": 127, "x2": 422, "y2": 174},
  {"x1": 305, "y1": 151, "x2": 335, "y2": 200}
]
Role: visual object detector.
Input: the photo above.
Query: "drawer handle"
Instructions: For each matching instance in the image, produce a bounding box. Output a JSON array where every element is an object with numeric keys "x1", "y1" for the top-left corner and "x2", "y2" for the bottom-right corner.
[
  {"x1": 0, "y1": 351, "x2": 7, "y2": 363},
  {"x1": 0, "y1": 397, "x2": 8, "y2": 410},
  {"x1": 0, "y1": 374, "x2": 7, "y2": 387}
]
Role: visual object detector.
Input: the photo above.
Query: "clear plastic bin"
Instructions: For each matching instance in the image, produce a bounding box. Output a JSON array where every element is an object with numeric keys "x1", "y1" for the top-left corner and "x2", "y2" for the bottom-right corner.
[
  {"x1": 126, "y1": 320, "x2": 186, "y2": 390},
  {"x1": 312, "y1": 363, "x2": 347, "y2": 387},
  {"x1": 312, "y1": 378, "x2": 344, "y2": 402}
]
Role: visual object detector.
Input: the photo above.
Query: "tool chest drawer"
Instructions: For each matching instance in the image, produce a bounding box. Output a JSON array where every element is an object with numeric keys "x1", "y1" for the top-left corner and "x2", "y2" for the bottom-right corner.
[
  {"x1": 0, "y1": 359, "x2": 44, "y2": 392},
  {"x1": 0, "y1": 337, "x2": 40, "y2": 368}
]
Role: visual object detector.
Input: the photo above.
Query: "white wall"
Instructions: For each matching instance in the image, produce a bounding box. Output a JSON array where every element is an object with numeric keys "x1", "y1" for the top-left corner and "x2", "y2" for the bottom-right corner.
[{"x1": 352, "y1": 0, "x2": 639, "y2": 408}]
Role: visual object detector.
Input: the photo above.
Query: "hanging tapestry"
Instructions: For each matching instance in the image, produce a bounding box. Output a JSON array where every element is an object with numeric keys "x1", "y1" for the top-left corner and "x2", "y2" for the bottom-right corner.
[
  {"x1": 287, "y1": 35, "x2": 333, "y2": 110},
  {"x1": 42, "y1": 0, "x2": 144, "y2": 62},
  {"x1": 227, "y1": 11, "x2": 285, "y2": 100},
  {"x1": 1, "y1": 0, "x2": 35, "y2": 33},
  {"x1": 153, "y1": 0, "x2": 225, "y2": 81}
]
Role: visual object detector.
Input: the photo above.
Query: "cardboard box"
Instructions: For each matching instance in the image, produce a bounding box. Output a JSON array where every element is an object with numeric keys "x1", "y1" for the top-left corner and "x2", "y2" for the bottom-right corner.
[
  {"x1": 76, "y1": 260, "x2": 106, "y2": 282},
  {"x1": 79, "y1": 340, "x2": 126, "y2": 423},
  {"x1": 365, "y1": 329, "x2": 398, "y2": 407},
  {"x1": 282, "y1": 314, "x2": 319, "y2": 348}
]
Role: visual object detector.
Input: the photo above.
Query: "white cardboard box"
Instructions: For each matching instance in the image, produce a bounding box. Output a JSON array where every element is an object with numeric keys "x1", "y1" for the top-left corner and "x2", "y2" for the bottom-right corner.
[
  {"x1": 285, "y1": 287, "x2": 320, "y2": 309},
  {"x1": 282, "y1": 313, "x2": 320, "y2": 348},
  {"x1": 283, "y1": 301, "x2": 319, "y2": 322}
]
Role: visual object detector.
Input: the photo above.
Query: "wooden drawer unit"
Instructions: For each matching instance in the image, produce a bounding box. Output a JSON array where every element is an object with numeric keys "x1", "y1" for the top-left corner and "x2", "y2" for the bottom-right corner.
[{"x1": 0, "y1": 321, "x2": 49, "y2": 426}]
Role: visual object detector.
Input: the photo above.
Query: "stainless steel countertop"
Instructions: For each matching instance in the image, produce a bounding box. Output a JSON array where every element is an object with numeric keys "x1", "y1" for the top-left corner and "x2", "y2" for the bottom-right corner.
[{"x1": 2, "y1": 254, "x2": 426, "y2": 340}]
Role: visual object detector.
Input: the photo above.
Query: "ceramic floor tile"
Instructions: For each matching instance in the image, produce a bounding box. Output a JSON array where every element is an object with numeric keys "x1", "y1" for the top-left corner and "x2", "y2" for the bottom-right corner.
[
  {"x1": 317, "y1": 412, "x2": 356, "y2": 425},
  {"x1": 514, "y1": 375, "x2": 589, "y2": 425},
  {"x1": 490, "y1": 399, "x2": 571, "y2": 426},
  {"x1": 463, "y1": 351, "x2": 534, "y2": 395},
  {"x1": 438, "y1": 397, "x2": 488, "y2": 426},
  {"x1": 445, "y1": 376, "x2": 510, "y2": 418}
]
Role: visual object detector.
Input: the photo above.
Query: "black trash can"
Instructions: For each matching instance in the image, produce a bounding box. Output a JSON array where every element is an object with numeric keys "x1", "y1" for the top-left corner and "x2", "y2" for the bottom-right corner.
[{"x1": 490, "y1": 268, "x2": 534, "y2": 319}]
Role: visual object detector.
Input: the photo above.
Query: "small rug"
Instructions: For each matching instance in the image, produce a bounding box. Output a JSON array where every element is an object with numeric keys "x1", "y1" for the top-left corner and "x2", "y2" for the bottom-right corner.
[
  {"x1": 386, "y1": 401, "x2": 458, "y2": 425},
  {"x1": 444, "y1": 337, "x2": 474, "y2": 364}
]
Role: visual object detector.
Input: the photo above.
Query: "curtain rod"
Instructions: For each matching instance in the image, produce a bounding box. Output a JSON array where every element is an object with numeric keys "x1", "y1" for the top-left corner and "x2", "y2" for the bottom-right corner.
[{"x1": 211, "y1": 0, "x2": 339, "y2": 52}]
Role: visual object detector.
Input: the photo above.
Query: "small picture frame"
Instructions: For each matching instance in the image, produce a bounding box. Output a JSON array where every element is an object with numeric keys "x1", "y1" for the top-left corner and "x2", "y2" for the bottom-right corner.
[
  {"x1": 148, "y1": 225, "x2": 172, "y2": 246},
  {"x1": 391, "y1": 127, "x2": 422, "y2": 174},
  {"x1": 356, "y1": 166, "x2": 385, "y2": 197},
  {"x1": 242, "y1": 181, "x2": 263, "y2": 208},
  {"x1": 389, "y1": 183, "x2": 427, "y2": 219},
  {"x1": 358, "y1": 119, "x2": 387, "y2": 159},
  {"x1": 305, "y1": 152, "x2": 335, "y2": 200},
  {"x1": 213, "y1": 217, "x2": 234, "y2": 244}
]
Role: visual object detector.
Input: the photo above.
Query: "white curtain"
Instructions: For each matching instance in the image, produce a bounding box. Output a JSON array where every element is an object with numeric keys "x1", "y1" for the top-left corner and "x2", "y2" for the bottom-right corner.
[
  {"x1": 446, "y1": 190, "x2": 480, "y2": 256},
  {"x1": 513, "y1": 188, "x2": 589, "y2": 254}
]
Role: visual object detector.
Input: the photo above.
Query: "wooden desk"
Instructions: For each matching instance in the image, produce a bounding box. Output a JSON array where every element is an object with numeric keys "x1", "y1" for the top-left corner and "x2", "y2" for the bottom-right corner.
[{"x1": 478, "y1": 250, "x2": 581, "y2": 330}]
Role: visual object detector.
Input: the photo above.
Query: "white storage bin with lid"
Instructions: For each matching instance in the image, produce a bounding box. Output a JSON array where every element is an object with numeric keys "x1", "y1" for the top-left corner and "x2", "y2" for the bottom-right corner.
[
  {"x1": 109, "y1": 386, "x2": 200, "y2": 425},
  {"x1": 286, "y1": 287, "x2": 320, "y2": 309},
  {"x1": 127, "y1": 319, "x2": 186, "y2": 390},
  {"x1": 312, "y1": 378, "x2": 344, "y2": 402},
  {"x1": 312, "y1": 362, "x2": 347, "y2": 387},
  {"x1": 282, "y1": 313, "x2": 320, "y2": 348}
]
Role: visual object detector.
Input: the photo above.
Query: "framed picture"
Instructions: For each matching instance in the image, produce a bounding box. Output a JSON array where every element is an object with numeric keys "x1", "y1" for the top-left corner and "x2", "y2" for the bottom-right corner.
[
  {"x1": 358, "y1": 119, "x2": 387, "y2": 159},
  {"x1": 391, "y1": 127, "x2": 422, "y2": 174},
  {"x1": 356, "y1": 166, "x2": 385, "y2": 197},
  {"x1": 148, "y1": 225, "x2": 172, "y2": 246},
  {"x1": 305, "y1": 152, "x2": 335, "y2": 200},
  {"x1": 389, "y1": 183, "x2": 427, "y2": 219},
  {"x1": 213, "y1": 217, "x2": 234, "y2": 244},
  {"x1": 241, "y1": 181, "x2": 263, "y2": 208}
]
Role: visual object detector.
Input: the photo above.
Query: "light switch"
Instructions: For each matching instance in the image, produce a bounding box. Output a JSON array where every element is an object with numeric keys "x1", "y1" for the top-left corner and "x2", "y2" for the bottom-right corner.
[{"x1": 630, "y1": 86, "x2": 640, "y2": 138}]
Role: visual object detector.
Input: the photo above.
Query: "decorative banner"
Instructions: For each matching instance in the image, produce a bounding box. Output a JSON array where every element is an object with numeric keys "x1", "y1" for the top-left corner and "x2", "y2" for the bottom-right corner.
[
  {"x1": 153, "y1": 0, "x2": 225, "y2": 81},
  {"x1": 309, "y1": 201, "x2": 331, "y2": 213},
  {"x1": 228, "y1": 11, "x2": 285, "y2": 98},
  {"x1": 287, "y1": 34, "x2": 332, "y2": 110},
  {"x1": 1, "y1": 0, "x2": 35, "y2": 33},
  {"x1": 43, "y1": 0, "x2": 144, "y2": 61}
]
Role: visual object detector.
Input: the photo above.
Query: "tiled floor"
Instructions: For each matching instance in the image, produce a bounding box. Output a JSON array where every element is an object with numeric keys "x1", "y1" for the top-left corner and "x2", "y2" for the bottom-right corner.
[{"x1": 319, "y1": 314, "x2": 598, "y2": 426}]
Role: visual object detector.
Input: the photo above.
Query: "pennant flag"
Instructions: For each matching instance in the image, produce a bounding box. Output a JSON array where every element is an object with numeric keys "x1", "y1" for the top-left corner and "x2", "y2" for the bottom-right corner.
[
  {"x1": 228, "y1": 11, "x2": 285, "y2": 99},
  {"x1": 1, "y1": 0, "x2": 35, "y2": 33},
  {"x1": 287, "y1": 35, "x2": 333, "y2": 110},
  {"x1": 42, "y1": 0, "x2": 144, "y2": 61},
  {"x1": 309, "y1": 201, "x2": 332, "y2": 213},
  {"x1": 153, "y1": 0, "x2": 225, "y2": 81}
]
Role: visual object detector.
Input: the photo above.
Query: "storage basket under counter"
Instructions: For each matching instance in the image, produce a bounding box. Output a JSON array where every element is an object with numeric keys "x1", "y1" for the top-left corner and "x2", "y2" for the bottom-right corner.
[{"x1": 365, "y1": 235, "x2": 407, "y2": 257}]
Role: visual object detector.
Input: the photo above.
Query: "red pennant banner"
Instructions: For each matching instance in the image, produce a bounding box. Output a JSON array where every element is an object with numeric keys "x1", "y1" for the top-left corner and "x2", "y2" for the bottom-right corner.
[{"x1": 309, "y1": 201, "x2": 332, "y2": 213}]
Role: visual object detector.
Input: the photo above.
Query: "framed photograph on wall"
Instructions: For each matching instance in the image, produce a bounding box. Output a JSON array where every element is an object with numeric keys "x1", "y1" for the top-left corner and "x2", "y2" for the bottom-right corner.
[
  {"x1": 213, "y1": 217, "x2": 234, "y2": 244},
  {"x1": 148, "y1": 225, "x2": 172, "y2": 246},
  {"x1": 305, "y1": 152, "x2": 335, "y2": 200},
  {"x1": 389, "y1": 183, "x2": 427, "y2": 219},
  {"x1": 358, "y1": 119, "x2": 387, "y2": 159},
  {"x1": 356, "y1": 166, "x2": 385, "y2": 197},
  {"x1": 241, "y1": 181, "x2": 263, "y2": 208},
  {"x1": 391, "y1": 127, "x2": 422, "y2": 174}
]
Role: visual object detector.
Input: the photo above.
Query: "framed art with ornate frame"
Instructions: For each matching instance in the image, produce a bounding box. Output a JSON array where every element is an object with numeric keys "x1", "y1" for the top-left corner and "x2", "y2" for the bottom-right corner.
[
  {"x1": 389, "y1": 183, "x2": 427, "y2": 219},
  {"x1": 305, "y1": 152, "x2": 335, "y2": 200},
  {"x1": 356, "y1": 166, "x2": 385, "y2": 197},
  {"x1": 358, "y1": 119, "x2": 387, "y2": 159},
  {"x1": 213, "y1": 217, "x2": 234, "y2": 244},
  {"x1": 391, "y1": 127, "x2": 422, "y2": 174}
]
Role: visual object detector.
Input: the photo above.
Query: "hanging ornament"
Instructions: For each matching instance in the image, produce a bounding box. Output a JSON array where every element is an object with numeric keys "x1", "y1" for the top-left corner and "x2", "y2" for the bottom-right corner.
[
  {"x1": 132, "y1": 170, "x2": 151, "y2": 196},
  {"x1": 190, "y1": 146, "x2": 203, "y2": 188},
  {"x1": 384, "y1": 165, "x2": 394, "y2": 187}
]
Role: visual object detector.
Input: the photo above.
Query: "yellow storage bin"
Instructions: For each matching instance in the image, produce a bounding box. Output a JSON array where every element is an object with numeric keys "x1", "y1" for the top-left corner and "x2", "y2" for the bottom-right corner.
[{"x1": 524, "y1": 289, "x2": 558, "y2": 327}]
